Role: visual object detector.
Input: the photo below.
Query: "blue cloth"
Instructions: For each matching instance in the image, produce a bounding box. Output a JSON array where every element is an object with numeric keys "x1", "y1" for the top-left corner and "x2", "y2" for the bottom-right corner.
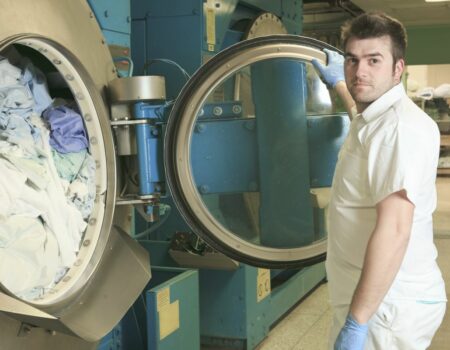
[
  {"x1": 51, "y1": 149, "x2": 87, "y2": 182},
  {"x1": 20, "y1": 60, "x2": 53, "y2": 115},
  {"x1": 43, "y1": 105, "x2": 89, "y2": 153},
  {"x1": 311, "y1": 48, "x2": 345, "y2": 88},
  {"x1": 0, "y1": 58, "x2": 34, "y2": 117},
  {"x1": 334, "y1": 314, "x2": 368, "y2": 350}
]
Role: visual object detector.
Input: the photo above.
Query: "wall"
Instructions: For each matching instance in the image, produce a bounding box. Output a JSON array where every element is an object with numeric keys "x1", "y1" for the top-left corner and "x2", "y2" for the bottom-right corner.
[{"x1": 408, "y1": 64, "x2": 450, "y2": 90}]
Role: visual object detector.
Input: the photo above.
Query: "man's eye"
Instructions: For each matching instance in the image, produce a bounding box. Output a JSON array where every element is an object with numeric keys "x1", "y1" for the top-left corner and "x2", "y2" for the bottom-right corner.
[{"x1": 370, "y1": 58, "x2": 379, "y2": 64}]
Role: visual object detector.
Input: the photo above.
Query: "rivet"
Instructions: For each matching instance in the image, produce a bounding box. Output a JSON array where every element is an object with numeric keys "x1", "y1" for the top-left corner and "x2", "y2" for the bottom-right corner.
[
  {"x1": 232, "y1": 105, "x2": 242, "y2": 114},
  {"x1": 195, "y1": 123, "x2": 206, "y2": 133},
  {"x1": 213, "y1": 106, "x2": 223, "y2": 116},
  {"x1": 199, "y1": 185, "x2": 209, "y2": 194},
  {"x1": 244, "y1": 120, "x2": 255, "y2": 131}
]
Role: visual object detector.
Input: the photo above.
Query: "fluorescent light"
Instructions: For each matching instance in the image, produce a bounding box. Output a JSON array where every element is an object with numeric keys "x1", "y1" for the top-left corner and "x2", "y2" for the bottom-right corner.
[{"x1": 425, "y1": 0, "x2": 450, "y2": 2}]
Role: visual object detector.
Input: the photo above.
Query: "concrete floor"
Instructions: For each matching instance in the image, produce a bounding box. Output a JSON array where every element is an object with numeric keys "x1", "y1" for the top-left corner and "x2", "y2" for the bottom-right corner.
[{"x1": 256, "y1": 177, "x2": 450, "y2": 350}]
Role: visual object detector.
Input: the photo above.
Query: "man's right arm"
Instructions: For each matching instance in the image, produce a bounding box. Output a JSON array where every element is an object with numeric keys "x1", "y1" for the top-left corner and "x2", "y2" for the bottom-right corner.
[
  {"x1": 334, "y1": 81, "x2": 355, "y2": 119},
  {"x1": 311, "y1": 49, "x2": 355, "y2": 119}
]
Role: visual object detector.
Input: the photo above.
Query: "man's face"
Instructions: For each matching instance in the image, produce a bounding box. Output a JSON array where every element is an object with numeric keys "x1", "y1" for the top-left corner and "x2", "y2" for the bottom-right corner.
[{"x1": 344, "y1": 35, "x2": 404, "y2": 112}]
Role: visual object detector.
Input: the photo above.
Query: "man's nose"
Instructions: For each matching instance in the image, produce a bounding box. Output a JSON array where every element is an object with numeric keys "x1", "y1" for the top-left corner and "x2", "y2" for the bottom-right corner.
[{"x1": 355, "y1": 61, "x2": 368, "y2": 78}]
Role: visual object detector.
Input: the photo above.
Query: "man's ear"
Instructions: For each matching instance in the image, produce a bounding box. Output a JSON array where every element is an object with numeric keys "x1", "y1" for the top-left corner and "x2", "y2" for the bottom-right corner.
[{"x1": 394, "y1": 58, "x2": 405, "y2": 83}]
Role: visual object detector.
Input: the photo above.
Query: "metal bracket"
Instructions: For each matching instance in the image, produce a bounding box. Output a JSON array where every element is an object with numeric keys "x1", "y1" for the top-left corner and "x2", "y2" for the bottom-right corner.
[
  {"x1": 169, "y1": 232, "x2": 239, "y2": 270},
  {"x1": 116, "y1": 194, "x2": 159, "y2": 206},
  {"x1": 17, "y1": 323, "x2": 35, "y2": 337},
  {"x1": 110, "y1": 119, "x2": 152, "y2": 127}
]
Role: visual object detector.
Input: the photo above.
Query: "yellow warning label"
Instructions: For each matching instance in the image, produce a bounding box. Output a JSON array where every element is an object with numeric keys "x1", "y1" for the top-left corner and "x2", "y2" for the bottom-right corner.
[
  {"x1": 205, "y1": 5, "x2": 216, "y2": 51},
  {"x1": 159, "y1": 300, "x2": 180, "y2": 340},
  {"x1": 257, "y1": 268, "x2": 271, "y2": 302},
  {"x1": 156, "y1": 288, "x2": 170, "y2": 312}
]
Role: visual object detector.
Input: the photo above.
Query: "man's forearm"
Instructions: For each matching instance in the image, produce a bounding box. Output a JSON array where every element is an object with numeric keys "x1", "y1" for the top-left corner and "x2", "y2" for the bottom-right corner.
[
  {"x1": 334, "y1": 81, "x2": 355, "y2": 119},
  {"x1": 349, "y1": 226, "x2": 410, "y2": 324}
]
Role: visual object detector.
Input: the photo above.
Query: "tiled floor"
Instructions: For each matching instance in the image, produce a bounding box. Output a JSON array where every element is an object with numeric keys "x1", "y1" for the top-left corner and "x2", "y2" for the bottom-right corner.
[{"x1": 256, "y1": 177, "x2": 450, "y2": 350}]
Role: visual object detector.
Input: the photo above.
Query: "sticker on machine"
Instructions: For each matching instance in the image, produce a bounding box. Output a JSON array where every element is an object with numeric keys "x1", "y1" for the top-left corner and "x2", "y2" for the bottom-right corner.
[
  {"x1": 159, "y1": 300, "x2": 180, "y2": 340},
  {"x1": 156, "y1": 288, "x2": 180, "y2": 340},
  {"x1": 257, "y1": 268, "x2": 271, "y2": 302}
]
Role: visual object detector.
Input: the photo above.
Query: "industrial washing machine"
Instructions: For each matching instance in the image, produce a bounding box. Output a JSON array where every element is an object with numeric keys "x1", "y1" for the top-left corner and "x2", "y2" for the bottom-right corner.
[{"x1": 0, "y1": 1, "x2": 349, "y2": 349}]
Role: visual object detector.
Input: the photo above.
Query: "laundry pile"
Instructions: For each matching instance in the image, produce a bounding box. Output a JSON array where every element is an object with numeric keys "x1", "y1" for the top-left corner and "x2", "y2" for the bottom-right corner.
[{"x1": 0, "y1": 55, "x2": 96, "y2": 300}]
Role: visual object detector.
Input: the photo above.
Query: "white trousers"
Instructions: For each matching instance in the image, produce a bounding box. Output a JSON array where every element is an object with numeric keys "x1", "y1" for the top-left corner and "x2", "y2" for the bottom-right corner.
[{"x1": 329, "y1": 300, "x2": 446, "y2": 350}]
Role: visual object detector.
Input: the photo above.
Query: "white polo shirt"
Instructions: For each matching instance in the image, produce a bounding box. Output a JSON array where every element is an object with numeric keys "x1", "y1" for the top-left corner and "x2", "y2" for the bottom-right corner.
[{"x1": 326, "y1": 83, "x2": 447, "y2": 306}]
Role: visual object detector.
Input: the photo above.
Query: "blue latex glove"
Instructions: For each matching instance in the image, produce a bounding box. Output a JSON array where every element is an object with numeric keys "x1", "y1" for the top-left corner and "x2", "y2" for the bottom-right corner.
[
  {"x1": 334, "y1": 314, "x2": 368, "y2": 350},
  {"x1": 311, "y1": 48, "x2": 345, "y2": 88}
]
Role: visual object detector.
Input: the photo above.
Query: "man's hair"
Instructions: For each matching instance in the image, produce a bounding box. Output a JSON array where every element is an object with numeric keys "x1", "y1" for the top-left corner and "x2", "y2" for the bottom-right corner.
[{"x1": 341, "y1": 12, "x2": 407, "y2": 64}]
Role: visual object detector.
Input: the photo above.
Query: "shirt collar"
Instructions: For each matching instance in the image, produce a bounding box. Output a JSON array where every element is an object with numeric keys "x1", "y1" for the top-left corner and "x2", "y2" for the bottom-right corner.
[{"x1": 361, "y1": 83, "x2": 405, "y2": 123}]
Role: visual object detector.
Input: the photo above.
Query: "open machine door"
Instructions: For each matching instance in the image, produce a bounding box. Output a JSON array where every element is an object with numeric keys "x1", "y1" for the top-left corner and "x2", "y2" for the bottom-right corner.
[
  {"x1": 0, "y1": 0, "x2": 150, "y2": 346},
  {"x1": 165, "y1": 35, "x2": 349, "y2": 269}
]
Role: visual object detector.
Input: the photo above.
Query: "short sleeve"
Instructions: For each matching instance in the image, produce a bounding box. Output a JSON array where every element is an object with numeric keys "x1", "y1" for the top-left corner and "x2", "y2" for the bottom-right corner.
[{"x1": 366, "y1": 123, "x2": 428, "y2": 206}]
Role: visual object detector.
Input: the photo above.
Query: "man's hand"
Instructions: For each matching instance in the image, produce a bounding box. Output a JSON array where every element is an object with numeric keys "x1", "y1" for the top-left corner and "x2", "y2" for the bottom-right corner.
[
  {"x1": 334, "y1": 314, "x2": 368, "y2": 350},
  {"x1": 311, "y1": 48, "x2": 345, "y2": 88}
]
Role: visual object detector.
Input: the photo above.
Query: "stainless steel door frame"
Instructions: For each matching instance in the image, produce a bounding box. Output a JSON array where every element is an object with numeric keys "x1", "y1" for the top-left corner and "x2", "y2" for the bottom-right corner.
[
  {"x1": 165, "y1": 35, "x2": 341, "y2": 268},
  {"x1": 0, "y1": 0, "x2": 150, "y2": 343}
]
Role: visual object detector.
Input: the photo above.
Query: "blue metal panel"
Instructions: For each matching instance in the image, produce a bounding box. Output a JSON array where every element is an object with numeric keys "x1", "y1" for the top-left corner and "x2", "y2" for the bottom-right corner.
[
  {"x1": 251, "y1": 59, "x2": 314, "y2": 247},
  {"x1": 280, "y1": 0, "x2": 303, "y2": 34},
  {"x1": 136, "y1": 1, "x2": 201, "y2": 17},
  {"x1": 240, "y1": 0, "x2": 282, "y2": 14},
  {"x1": 267, "y1": 263, "x2": 326, "y2": 324},
  {"x1": 221, "y1": 29, "x2": 244, "y2": 50},
  {"x1": 87, "y1": 0, "x2": 131, "y2": 34},
  {"x1": 97, "y1": 325, "x2": 122, "y2": 350},
  {"x1": 134, "y1": 103, "x2": 164, "y2": 196},
  {"x1": 147, "y1": 268, "x2": 200, "y2": 350},
  {"x1": 199, "y1": 266, "x2": 249, "y2": 342},
  {"x1": 97, "y1": 267, "x2": 199, "y2": 350},
  {"x1": 138, "y1": 240, "x2": 178, "y2": 267},
  {"x1": 131, "y1": 19, "x2": 146, "y2": 77},
  {"x1": 155, "y1": 196, "x2": 193, "y2": 240},
  {"x1": 121, "y1": 299, "x2": 148, "y2": 350},
  {"x1": 191, "y1": 118, "x2": 258, "y2": 194},
  {"x1": 240, "y1": 0, "x2": 302, "y2": 34},
  {"x1": 307, "y1": 114, "x2": 350, "y2": 187},
  {"x1": 131, "y1": 0, "x2": 203, "y2": 100},
  {"x1": 102, "y1": 30, "x2": 132, "y2": 49},
  {"x1": 199, "y1": 263, "x2": 326, "y2": 349}
]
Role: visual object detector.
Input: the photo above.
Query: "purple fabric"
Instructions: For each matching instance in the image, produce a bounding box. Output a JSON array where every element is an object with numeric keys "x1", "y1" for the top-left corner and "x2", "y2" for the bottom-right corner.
[{"x1": 43, "y1": 106, "x2": 88, "y2": 153}]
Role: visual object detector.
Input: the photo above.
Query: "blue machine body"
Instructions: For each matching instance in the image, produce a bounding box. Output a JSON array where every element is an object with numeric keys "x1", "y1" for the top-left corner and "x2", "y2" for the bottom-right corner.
[
  {"x1": 93, "y1": 1, "x2": 349, "y2": 349},
  {"x1": 134, "y1": 103, "x2": 165, "y2": 196},
  {"x1": 87, "y1": 0, "x2": 131, "y2": 47},
  {"x1": 251, "y1": 59, "x2": 314, "y2": 247}
]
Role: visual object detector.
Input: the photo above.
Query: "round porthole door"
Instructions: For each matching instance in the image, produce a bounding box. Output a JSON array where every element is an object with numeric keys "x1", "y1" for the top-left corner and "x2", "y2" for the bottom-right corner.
[
  {"x1": 0, "y1": 0, "x2": 150, "y2": 344},
  {"x1": 165, "y1": 35, "x2": 349, "y2": 269}
]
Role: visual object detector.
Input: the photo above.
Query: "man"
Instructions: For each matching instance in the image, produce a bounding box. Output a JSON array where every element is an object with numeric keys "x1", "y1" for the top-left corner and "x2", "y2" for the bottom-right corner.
[{"x1": 312, "y1": 12, "x2": 447, "y2": 350}]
